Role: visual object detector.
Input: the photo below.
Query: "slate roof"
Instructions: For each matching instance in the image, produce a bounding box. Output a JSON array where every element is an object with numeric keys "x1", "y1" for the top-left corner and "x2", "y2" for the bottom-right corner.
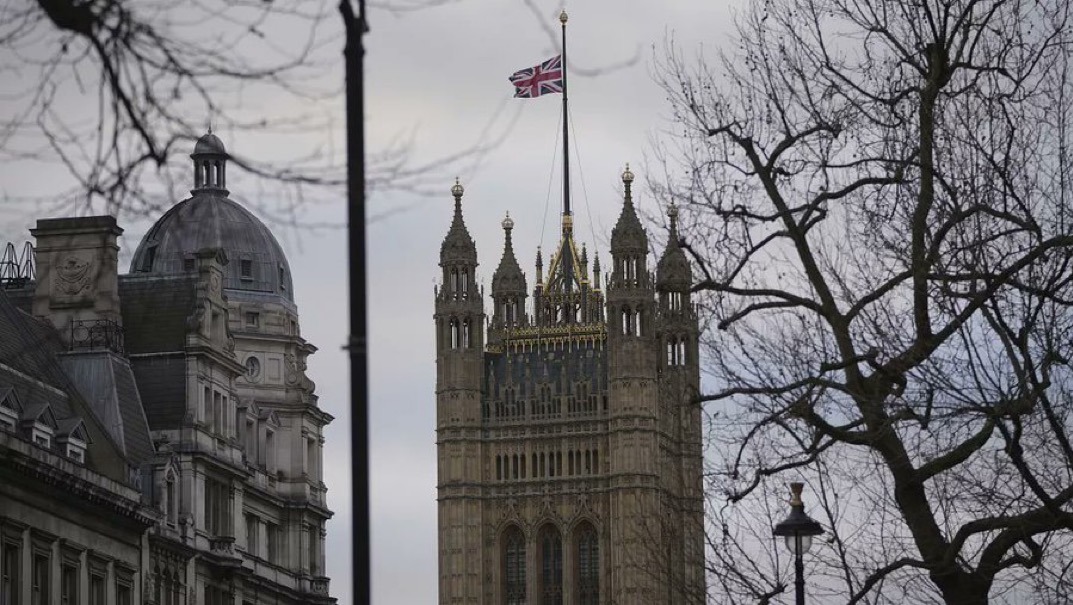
[
  {"x1": 0, "y1": 290, "x2": 134, "y2": 483},
  {"x1": 119, "y1": 274, "x2": 197, "y2": 354},
  {"x1": 129, "y1": 355, "x2": 187, "y2": 432},
  {"x1": 57, "y1": 352, "x2": 155, "y2": 467},
  {"x1": 118, "y1": 274, "x2": 196, "y2": 433}
]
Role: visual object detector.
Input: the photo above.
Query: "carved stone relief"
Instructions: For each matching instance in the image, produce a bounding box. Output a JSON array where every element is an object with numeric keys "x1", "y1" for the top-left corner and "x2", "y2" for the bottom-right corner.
[{"x1": 53, "y1": 253, "x2": 94, "y2": 296}]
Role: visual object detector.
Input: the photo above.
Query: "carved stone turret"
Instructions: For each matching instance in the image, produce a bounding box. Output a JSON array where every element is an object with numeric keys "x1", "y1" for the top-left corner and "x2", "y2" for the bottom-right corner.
[
  {"x1": 433, "y1": 179, "x2": 485, "y2": 602},
  {"x1": 490, "y1": 213, "x2": 528, "y2": 342}
]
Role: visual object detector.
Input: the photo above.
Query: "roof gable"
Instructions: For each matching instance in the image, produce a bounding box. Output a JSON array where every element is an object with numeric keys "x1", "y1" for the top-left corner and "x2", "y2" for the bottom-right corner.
[
  {"x1": 0, "y1": 385, "x2": 23, "y2": 413},
  {"x1": 22, "y1": 401, "x2": 58, "y2": 430}
]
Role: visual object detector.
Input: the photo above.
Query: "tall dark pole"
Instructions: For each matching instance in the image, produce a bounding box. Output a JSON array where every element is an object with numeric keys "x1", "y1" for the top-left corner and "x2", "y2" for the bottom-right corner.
[
  {"x1": 773, "y1": 483, "x2": 823, "y2": 605},
  {"x1": 560, "y1": 9, "x2": 570, "y2": 226},
  {"x1": 559, "y1": 10, "x2": 573, "y2": 295},
  {"x1": 340, "y1": 1, "x2": 370, "y2": 604},
  {"x1": 794, "y1": 539, "x2": 805, "y2": 605}
]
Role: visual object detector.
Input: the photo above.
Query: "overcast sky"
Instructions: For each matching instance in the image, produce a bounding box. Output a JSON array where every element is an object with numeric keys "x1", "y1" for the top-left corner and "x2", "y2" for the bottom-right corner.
[{"x1": 0, "y1": 1, "x2": 741, "y2": 603}]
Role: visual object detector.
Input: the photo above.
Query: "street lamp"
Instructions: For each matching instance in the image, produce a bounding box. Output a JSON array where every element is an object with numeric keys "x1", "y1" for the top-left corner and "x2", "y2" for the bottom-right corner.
[{"x1": 772, "y1": 482, "x2": 824, "y2": 605}]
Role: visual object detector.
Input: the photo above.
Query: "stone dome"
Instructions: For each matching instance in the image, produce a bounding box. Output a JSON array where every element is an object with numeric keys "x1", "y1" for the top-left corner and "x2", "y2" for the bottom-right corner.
[
  {"x1": 129, "y1": 194, "x2": 295, "y2": 303},
  {"x1": 194, "y1": 132, "x2": 226, "y2": 155}
]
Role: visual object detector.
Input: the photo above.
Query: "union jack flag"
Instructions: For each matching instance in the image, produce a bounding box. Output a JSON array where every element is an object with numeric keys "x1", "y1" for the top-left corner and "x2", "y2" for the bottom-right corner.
[{"x1": 509, "y1": 55, "x2": 564, "y2": 98}]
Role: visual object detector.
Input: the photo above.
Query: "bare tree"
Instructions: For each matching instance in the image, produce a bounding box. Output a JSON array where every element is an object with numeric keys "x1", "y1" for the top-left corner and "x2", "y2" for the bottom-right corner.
[
  {"x1": 653, "y1": 0, "x2": 1073, "y2": 602},
  {"x1": 0, "y1": 0, "x2": 504, "y2": 225}
]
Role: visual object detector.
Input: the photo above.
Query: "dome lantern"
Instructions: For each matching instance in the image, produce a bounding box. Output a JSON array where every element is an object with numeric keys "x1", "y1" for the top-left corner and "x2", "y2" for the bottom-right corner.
[{"x1": 191, "y1": 131, "x2": 229, "y2": 195}]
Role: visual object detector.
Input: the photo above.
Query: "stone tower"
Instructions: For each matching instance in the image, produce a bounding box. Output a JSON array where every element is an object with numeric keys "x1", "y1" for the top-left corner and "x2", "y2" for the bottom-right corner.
[{"x1": 435, "y1": 167, "x2": 704, "y2": 604}]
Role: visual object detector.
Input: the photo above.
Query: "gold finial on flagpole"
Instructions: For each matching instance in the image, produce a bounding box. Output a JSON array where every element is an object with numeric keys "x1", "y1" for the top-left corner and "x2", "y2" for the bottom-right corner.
[{"x1": 559, "y1": 9, "x2": 568, "y2": 24}]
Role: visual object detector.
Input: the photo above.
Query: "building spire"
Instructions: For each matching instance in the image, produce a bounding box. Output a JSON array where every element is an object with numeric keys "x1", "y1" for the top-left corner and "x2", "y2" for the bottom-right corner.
[{"x1": 440, "y1": 177, "x2": 477, "y2": 267}]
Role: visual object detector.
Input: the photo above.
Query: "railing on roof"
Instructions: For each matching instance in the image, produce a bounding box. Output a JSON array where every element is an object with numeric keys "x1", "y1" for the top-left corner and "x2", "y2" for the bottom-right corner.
[
  {"x1": 69, "y1": 318, "x2": 125, "y2": 355},
  {"x1": 0, "y1": 242, "x2": 35, "y2": 289}
]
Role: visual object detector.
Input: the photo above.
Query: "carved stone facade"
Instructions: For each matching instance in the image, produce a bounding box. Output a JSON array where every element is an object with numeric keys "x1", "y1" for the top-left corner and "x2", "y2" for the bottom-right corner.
[
  {"x1": 0, "y1": 132, "x2": 333, "y2": 605},
  {"x1": 436, "y1": 170, "x2": 704, "y2": 604}
]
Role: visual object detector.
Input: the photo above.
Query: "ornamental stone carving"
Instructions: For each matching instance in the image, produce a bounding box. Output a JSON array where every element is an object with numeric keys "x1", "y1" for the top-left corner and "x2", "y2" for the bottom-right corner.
[{"x1": 53, "y1": 253, "x2": 94, "y2": 296}]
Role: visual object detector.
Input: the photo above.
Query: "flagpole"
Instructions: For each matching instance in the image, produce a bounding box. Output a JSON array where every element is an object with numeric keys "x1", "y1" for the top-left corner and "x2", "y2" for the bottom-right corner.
[
  {"x1": 560, "y1": 10, "x2": 571, "y2": 232},
  {"x1": 559, "y1": 9, "x2": 576, "y2": 298}
]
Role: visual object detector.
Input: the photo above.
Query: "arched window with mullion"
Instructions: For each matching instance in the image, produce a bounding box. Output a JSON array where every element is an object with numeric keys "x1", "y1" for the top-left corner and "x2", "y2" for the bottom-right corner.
[
  {"x1": 538, "y1": 524, "x2": 563, "y2": 605},
  {"x1": 503, "y1": 525, "x2": 526, "y2": 605},
  {"x1": 576, "y1": 522, "x2": 599, "y2": 605}
]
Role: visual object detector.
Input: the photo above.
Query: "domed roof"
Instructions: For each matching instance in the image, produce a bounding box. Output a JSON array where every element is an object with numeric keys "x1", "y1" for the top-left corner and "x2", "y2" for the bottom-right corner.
[
  {"x1": 193, "y1": 132, "x2": 227, "y2": 156},
  {"x1": 129, "y1": 194, "x2": 294, "y2": 303}
]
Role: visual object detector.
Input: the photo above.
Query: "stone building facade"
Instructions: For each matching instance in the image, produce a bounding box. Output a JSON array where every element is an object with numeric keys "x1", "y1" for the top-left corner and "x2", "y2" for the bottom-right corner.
[
  {"x1": 0, "y1": 133, "x2": 333, "y2": 604},
  {"x1": 435, "y1": 168, "x2": 704, "y2": 604}
]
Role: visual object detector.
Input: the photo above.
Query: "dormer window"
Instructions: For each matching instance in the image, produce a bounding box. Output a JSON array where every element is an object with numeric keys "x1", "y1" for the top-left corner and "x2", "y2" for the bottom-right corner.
[
  {"x1": 66, "y1": 441, "x2": 86, "y2": 463},
  {"x1": 22, "y1": 402, "x2": 58, "y2": 450},
  {"x1": 278, "y1": 265, "x2": 287, "y2": 290},
  {"x1": 240, "y1": 259, "x2": 253, "y2": 280},
  {"x1": 58, "y1": 420, "x2": 89, "y2": 464},
  {"x1": 0, "y1": 388, "x2": 19, "y2": 432}
]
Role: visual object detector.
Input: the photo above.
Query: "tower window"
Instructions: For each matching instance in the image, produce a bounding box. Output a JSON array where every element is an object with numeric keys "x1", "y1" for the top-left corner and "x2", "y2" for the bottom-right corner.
[
  {"x1": 577, "y1": 523, "x2": 600, "y2": 604},
  {"x1": 539, "y1": 525, "x2": 563, "y2": 603},
  {"x1": 245, "y1": 312, "x2": 260, "y2": 328},
  {"x1": 502, "y1": 526, "x2": 526, "y2": 605},
  {"x1": 183, "y1": 257, "x2": 196, "y2": 272}
]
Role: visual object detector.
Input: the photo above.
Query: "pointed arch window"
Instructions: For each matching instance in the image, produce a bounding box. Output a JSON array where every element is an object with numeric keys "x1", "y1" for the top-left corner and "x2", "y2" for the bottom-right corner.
[
  {"x1": 503, "y1": 525, "x2": 526, "y2": 605},
  {"x1": 668, "y1": 336, "x2": 685, "y2": 366},
  {"x1": 576, "y1": 523, "x2": 599, "y2": 605},
  {"x1": 449, "y1": 319, "x2": 460, "y2": 349},
  {"x1": 538, "y1": 525, "x2": 563, "y2": 604}
]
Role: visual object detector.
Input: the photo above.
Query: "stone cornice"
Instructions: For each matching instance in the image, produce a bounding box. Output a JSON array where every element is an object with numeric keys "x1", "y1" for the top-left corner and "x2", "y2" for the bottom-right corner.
[{"x1": 0, "y1": 431, "x2": 153, "y2": 526}]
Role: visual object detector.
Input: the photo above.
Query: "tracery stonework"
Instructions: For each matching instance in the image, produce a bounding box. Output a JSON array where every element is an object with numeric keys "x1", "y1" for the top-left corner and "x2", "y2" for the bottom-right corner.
[{"x1": 436, "y1": 173, "x2": 705, "y2": 605}]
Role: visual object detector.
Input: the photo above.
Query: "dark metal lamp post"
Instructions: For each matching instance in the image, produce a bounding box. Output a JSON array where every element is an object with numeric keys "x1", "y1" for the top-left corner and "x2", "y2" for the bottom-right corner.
[{"x1": 773, "y1": 482, "x2": 824, "y2": 605}]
